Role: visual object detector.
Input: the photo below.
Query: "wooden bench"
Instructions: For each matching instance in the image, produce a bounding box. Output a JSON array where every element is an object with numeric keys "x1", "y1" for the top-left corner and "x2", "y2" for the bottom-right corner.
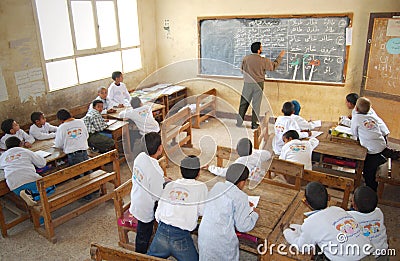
[
  {"x1": 253, "y1": 112, "x2": 273, "y2": 150},
  {"x1": 30, "y1": 149, "x2": 121, "y2": 243},
  {"x1": 90, "y1": 242, "x2": 168, "y2": 261},
  {"x1": 192, "y1": 88, "x2": 216, "y2": 129},
  {"x1": 376, "y1": 159, "x2": 400, "y2": 207}
]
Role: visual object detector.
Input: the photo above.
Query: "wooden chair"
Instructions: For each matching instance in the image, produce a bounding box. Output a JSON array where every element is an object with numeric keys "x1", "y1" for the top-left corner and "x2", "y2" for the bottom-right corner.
[
  {"x1": 376, "y1": 159, "x2": 400, "y2": 207},
  {"x1": 263, "y1": 158, "x2": 304, "y2": 191},
  {"x1": 192, "y1": 88, "x2": 216, "y2": 129},
  {"x1": 216, "y1": 145, "x2": 239, "y2": 167},
  {"x1": 253, "y1": 113, "x2": 275, "y2": 150},
  {"x1": 90, "y1": 242, "x2": 168, "y2": 261},
  {"x1": 303, "y1": 169, "x2": 354, "y2": 210}
]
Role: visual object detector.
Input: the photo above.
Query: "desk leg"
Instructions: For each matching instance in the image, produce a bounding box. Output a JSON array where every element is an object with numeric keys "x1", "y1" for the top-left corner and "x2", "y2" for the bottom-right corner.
[
  {"x1": 0, "y1": 202, "x2": 7, "y2": 237},
  {"x1": 355, "y1": 161, "x2": 364, "y2": 188}
]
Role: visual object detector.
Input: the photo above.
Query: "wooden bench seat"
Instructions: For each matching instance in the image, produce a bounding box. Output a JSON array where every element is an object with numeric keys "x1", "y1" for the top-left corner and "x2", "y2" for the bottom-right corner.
[
  {"x1": 192, "y1": 88, "x2": 216, "y2": 129},
  {"x1": 30, "y1": 149, "x2": 120, "y2": 243}
]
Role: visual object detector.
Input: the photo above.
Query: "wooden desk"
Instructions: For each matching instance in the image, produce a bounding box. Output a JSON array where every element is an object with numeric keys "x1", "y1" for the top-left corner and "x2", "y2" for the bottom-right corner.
[
  {"x1": 105, "y1": 121, "x2": 129, "y2": 162},
  {"x1": 107, "y1": 103, "x2": 166, "y2": 122}
]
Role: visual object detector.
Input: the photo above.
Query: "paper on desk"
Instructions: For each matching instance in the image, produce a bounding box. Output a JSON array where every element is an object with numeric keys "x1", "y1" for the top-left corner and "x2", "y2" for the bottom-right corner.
[
  {"x1": 310, "y1": 120, "x2": 321, "y2": 129},
  {"x1": 248, "y1": 196, "x2": 260, "y2": 208},
  {"x1": 334, "y1": 125, "x2": 353, "y2": 135},
  {"x1": 106, "y1": 119, "x2": 118, "y2": 126},
  {"x1": 35, "y1": 150, "x2": 51, "y2": 158},
  {"x1": 310, "y1": 131, "x2": 323, "y2": 139}
]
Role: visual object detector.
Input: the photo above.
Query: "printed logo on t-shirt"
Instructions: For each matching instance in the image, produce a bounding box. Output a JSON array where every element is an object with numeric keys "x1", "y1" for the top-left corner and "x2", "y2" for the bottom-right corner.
[
  {"x1": 138, "y1": 108, "x2": 148, "y2": 118},
  {"x1": 276, "y1": 125, "x2": 285, "y2": 133},
  {"x1": 361, "y1": 221, "x2": 381, "y2": 238},
  {"x1": 362, "y1": 119, "x2": 377, "y2": 130},
  {"x1": 289, "y1": 144, "x2": 306, "y2": 152},
  {"x1": 67, "y1": 128, "x2": 83, "y2": 139},
  {"x1": 132, "y1": 167, "x2": 144, "y2": 183},
  {"x1": 169, "y1": 187, "x2": 190, "y2": 202},
  {"x1": 335, "y1": 217, "x2": 361, "y2": 239},
  {"x1": 5, "y1": 153, "x2": 22, "y2": 162}
]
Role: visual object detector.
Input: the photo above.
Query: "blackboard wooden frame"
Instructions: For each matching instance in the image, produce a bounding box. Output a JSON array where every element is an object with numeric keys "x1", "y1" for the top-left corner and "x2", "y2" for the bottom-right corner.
[
  {"x1": 361, "y1": 12, "x2": 400, "y2": 102},
  {"x1": 197, "y1": 13, "x2": 353, "y2": 86}
]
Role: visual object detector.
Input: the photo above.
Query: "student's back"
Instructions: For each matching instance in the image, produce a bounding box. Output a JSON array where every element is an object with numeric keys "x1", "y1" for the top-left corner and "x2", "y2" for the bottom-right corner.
[
  {"x1": 280, "y1": 138, "x2": 318, "y2": 170},
  {"x1": 273, "y1": 115, "x2": 302, "y2": 155}
]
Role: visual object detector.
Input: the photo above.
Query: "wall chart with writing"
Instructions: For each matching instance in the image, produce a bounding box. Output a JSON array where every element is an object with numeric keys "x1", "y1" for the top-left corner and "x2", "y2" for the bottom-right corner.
[{"x1": 199, "y1": 15, "x2": 351, "y2": 84}]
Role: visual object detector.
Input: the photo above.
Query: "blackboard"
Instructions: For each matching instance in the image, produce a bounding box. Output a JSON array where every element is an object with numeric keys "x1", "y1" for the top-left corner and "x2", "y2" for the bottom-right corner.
[{"x1": 199, "y1": 15, "x2": 351, "y2": 84}]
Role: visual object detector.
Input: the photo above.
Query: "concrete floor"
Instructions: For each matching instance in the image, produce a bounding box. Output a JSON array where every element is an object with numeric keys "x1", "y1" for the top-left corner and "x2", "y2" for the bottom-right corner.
[{"x1": 0, "y1": 118, "x2": 399, "y2": 260}]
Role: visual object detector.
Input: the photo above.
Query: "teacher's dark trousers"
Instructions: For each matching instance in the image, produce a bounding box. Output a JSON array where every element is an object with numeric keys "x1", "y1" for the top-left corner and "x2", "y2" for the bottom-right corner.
[{"x1": 237, "y1": 81, "x2": 264, "y2": 128}]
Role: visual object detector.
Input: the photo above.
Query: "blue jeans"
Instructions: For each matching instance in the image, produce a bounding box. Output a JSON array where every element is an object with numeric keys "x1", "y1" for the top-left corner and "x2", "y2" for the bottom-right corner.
[
  {"x1": 147, "y1": 222, "x2": 198, "y2": 261},
  {"x1": 67, "y1": 150, "x2": 89, "y2": 166},
  {"x1": 12, "y1": 181, "x2": 55, "y2": 202}
]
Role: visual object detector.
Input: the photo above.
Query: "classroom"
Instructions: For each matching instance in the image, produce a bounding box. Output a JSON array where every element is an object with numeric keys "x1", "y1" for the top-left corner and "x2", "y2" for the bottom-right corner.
[{"x1": 0, "y1": 0, "x2": 399, "y2": 260}]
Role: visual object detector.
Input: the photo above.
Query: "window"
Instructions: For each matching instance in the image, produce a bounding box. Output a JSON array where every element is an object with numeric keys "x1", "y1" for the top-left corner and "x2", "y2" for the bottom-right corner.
[{"x1": 34, "y1": 0, "x2": 141, "y2": 91}]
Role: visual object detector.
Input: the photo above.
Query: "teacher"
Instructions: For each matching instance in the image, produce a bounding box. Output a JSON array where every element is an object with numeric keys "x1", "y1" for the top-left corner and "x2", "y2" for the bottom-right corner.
[{"x1": 236, "y1": 42, "x2": 285, "y2": 129}]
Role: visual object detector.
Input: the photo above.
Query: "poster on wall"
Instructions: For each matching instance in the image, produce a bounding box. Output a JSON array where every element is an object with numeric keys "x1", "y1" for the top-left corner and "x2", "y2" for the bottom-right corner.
[{"x1": 0, "y1": 66, "x2": 9, "y2": 102}]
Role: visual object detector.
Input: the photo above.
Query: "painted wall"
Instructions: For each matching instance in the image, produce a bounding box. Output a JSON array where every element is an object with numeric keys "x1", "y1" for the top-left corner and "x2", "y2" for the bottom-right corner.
[
  {"x1": 0, "y1": 0, "x2": 157, "y2": 127},
  {"x1": 154, "y1": 0, "x2": 400, "y2": 138}
]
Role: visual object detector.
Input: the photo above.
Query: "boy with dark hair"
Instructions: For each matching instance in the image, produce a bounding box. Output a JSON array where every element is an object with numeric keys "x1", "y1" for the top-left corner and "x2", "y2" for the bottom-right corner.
[
  {"x1": 280, "y1": 130, "x2": 319, "y2": 170},
  {"x1": 54, "y1": 109, "x2": 89, "y2": 166},
  {"x1": 83, "y1": 100, "x2": 115, "y2": 153},
  {"x1": 108, "y1": 71, "x2": 130, "y2": 107},
  {"x1": 129, "y1": 132, "x2": 168, "y2": 253},
  {"x1": 199, "y1": 163, "x2": 259, "y2": 261},
  {"x1": 0, "y1": 137, "x2": 54, "y2": 206},
  {"x1": 88, "y1": 86, "x2": 116, "y2": 114},
  {"x1": 348, "y1": 186, "x2": 388, "y2": 260},
  {"x1": 283, "y1": 182, "x2": 373, "y2": 261},
  {"x1": 0, "y1": 119, "x2": 35, "y2": 150},
  {"x1": 147, "y1": 155, "x2": 208, "y2": 260},
  {"x1": 351, "y1": 97, "x2": 399, "y2": 191},
  {"x1": 207, "y1": 137, "x2": 271, "y2": 178},
  {"x1": 273, "y1": 102, "x2": 309, "y2": 155},
  {"x1": 29, "y1": 111, "x2": 58, "y2": 140}
]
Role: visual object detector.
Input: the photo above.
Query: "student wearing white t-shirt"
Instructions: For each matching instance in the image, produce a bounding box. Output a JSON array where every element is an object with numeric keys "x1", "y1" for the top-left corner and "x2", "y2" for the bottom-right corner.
[
  {"x1": 291, "y1": 100, "x2": 312, "y2": 130},
  {"x1": 88, "y1": 86, "x2": 117, "y2": 115},
  {"x1": 148, "y1": 155, "x2": 208, "y2": 260},
  {"x1": 280, "y1": 130, "x2": 319, "y2": 170},
  {"x1": 283, "y1": 182, "x2": 373, "y2": 261},
  {"x1": 29, "y1": 111, "x2": 58, "y2": 140},
  {"x1": 0, "y1": 136, "x2": 54, "y2": 206},
  {"x1": 129, "y1": 132, "x2": 168, "y2": 254},
  {"x1": 207, "y1": 138, "x2": 271, "y2": 179},
  {"x1": 273, "y1": 102, "x2": 309, "y2": 155},
  {"x1": 108, "y1": 71, "x2": 130, "y2": 107},
  {"x1": 0, "y1": 119, "x2": 35, "y2": 150},
  {"x1": 348, "y1": 186, "x2": 388, "y2": 260}
]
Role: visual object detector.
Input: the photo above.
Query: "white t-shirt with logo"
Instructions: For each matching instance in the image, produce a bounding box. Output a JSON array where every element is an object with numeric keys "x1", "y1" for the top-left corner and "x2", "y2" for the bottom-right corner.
[
  {"x1": 54, "y1": 119, "x2": 89, "y2": 154},
  {"x1": 279, "y1": 138, "x2": 319, "y2": 170},
  {"x1": 273, "y1": 116, "x2": 308, "y2": 155}
]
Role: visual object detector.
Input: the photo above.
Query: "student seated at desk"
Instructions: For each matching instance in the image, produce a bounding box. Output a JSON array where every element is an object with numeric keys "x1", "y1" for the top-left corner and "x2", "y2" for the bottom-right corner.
[
  {"x1": 108, "y1": 71, "x2": 130, "y2": 108},
  {"x1": 0, "y1": 137, "x2": 55, "y2": 206},
  {"x1": 280, "y1": 130, "x2": 319, "y2": 170},
  {"x1": 272, "y1": 102, "x2": 309, "y2": 155},
  {"x1": 348, "y1": 186, "x2": 389, "y2": 261},
  {"x1": 0, "y1": 119, "x2": 35, "y2": 150},
  {"x1": 147, "y1": 155, "x2": 208, "y2": 261},
  {"x1": 283, "y1": 182, "x2": 374, "y2": 261},
  {"x1": 83, "y1": 100, "x2": 115, "y2": 153},
  {"x1": 119, "y1": 97, "x2": 160, "y2": 136},
  {"x1": 198, "y1": 163, "x2": 259, "y2": 261},
  {"x1": 88, "y1": 86, "x2": 117, "y2": 114},
  {"x1": 207, "y1": 137, "x2": 271, "y2": 178},
  {"x1": 351, "y1": 97, "x2": 399, "y2": 191},
  {"x1": 29, "y1": 111, "x2": 58, "y2": 140},
  {"x1": 291, "y1": 100, "x2": 312, "y2": 130}
]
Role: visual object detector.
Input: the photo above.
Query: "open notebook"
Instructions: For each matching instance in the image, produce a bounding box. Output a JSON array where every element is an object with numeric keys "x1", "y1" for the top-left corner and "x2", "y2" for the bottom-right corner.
[
  {"x1": 106, "y1": 119, "x2": 118, "y2": 126},
  {"x1": 34, "y1": 150, "x2": 51, "y2": 158}
]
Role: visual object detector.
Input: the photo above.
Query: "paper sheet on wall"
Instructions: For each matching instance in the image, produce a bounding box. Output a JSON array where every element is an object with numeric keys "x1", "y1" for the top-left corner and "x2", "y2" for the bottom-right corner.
[
  {"x1": 387, "y1": 19, "x2": 400, "y2": 36},
  {"x1": 18, "y1": 80, "x2": 45, "y2": 103},
  {"x1": 0, "y1": 67, "x2": 9, "y2": 102},
  {"x1": 15, "y1": 67, "x2": 43, "y2": 85}
]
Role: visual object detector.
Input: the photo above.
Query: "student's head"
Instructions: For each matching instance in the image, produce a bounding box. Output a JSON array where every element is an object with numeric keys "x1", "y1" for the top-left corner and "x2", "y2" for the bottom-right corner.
[
  {"x1": 180, "y1": 155, "x2": 200, "y2": 179},
  {"x1": 251, "y1": 42, "x2": 262, "y2": 54},
  {"x1": 143, "y1": 132, "x2": 162, "y2": 157},
  {"x1": 92, "y1": 100, "x2": 104, "y2": 113},
  {"x1": 282, "y1": 130, "x2": 299, "y2": 143},
  {"x1": 97, "y1": 86, "x2": 108, "y2": 99},
  {"x1": 236, "y1": 138, "x2": 253, "y2": 157},
  {"x1": 130, "y1": 97, "x2": 142, "y2": 109},
  {"x1": 292, "y1": 100, "x2": 301, "y2": 115},
  {"x1": 305, "y1": 182, "x2": 328, "y2": 210},
  {"x1": 112, "y1": 71, "x2": 123, "y2": 83},
  {"x1": 355, "y1": 97, "x2": 371, "y2": 114},
  {"x1": 5, "y1": 136, "x2": 22, "y2": 149},
  {"x1": 1, "y1": 119, "x2": 20, "y2": 134},
  {"x1": 31, "y1": 111, "x2": 46, "y2": 126},
  {"x1": 353, "y1": 186, "x2": 377, "y2": 214},
  {"x1": 56, "y1": 109, "x2": 72, "y2": 122},
  {"x1": 345, "y1": 93, "x2": 359, "y2": 109},
  {"x1": 226, "y1": 163, "x2": 249, "y2": 190},
  {"x1": 282, "y1": 101, "x2": 295, "y2": 116}
]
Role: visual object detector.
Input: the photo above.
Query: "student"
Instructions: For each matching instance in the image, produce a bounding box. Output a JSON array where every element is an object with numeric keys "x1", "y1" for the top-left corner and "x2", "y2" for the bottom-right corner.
[
  {"x1": 351, "y1": 97, "x2": 399, "y2": 191},
  {"x1": 0, "y1": 119, "x2": 35, "y2": 150},
  {"x1": 345, "y1": 92, "x2": 359, "y2": 119},
  {"x1": 283, "y1": 182, "x2": 373, "y2": 261},
  {"x1": 291, "y1": 100, "x2": 312, "y2": 130},
  {"x1": 198, "y1": 163, "x2": 259, "y2": 261},
  {"x1": 0, "y1": 136, "x2": 54, "y2": 206},
  {"x1": 88, "y1": 86, "x2": 116, "y2": 114},
  {"x1": 348, "y1": 186, "x2": 388, "y2": 260},
  {"x1": 207, "y1": 137, "x2": 271, "y2": 178},
  {"x1": 147, "y1": 155, "x2": 208, "y2": 261},
  {"x1": 54, "y1": 109, "x2": 89, "y2": 166},
  {"x1": 108, "y1": 71, "x2": 130, "y2": 107},
  {"x1": 119, "y1": 96, "x2": 160, "y2": 136},
  {"x1": 129, "y1": 132, "x2": 167, "y2": 253},
  {"x1": 272, "y1": 102, "x2": 309, "y2": 155},
  {"x1": 292, "y1": 100, "x2": 301, "y2": 115},
  {"x1": 280, "y1": 130, "x2": 319, "y2": 170},
  {"x1": 83, "y1": 100, "x2": 115, "y2": 153},
  {"x1": 29, "y1": 111, "x2": 58, "y2": 140}
]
